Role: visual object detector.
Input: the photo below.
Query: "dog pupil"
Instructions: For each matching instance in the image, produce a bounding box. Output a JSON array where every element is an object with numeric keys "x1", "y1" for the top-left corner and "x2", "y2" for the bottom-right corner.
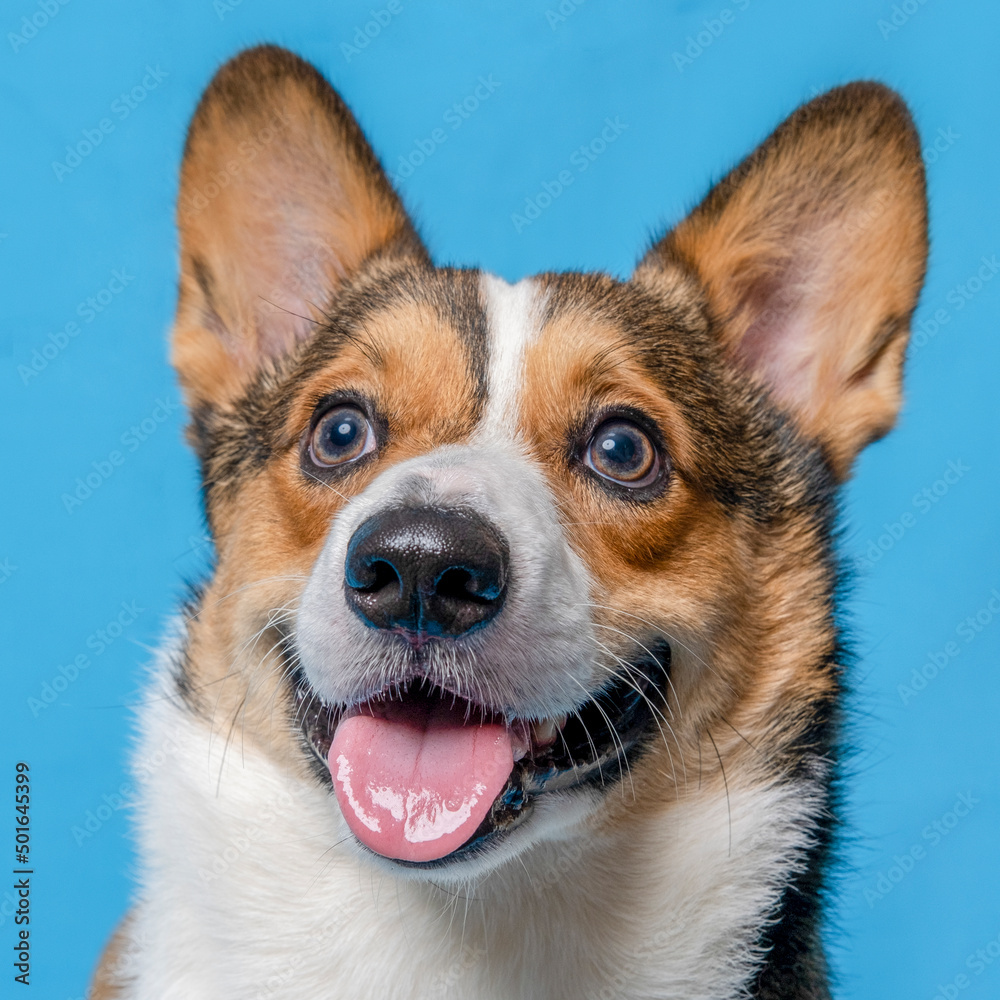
[
  {"x1": 332, "y1": 416, "x2": 357, "y2": 447},
  {"x1": 602, "y1": 431, "x2": 634, "y2": 466}
]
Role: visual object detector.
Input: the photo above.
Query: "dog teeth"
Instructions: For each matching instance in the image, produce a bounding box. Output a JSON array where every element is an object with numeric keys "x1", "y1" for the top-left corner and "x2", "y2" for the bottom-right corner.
[
  {"x1": 510, "y1": 715, "x2": 568, "y2": 760},
  {"x1": 511, "y1": 723, "x2": 531, "y2": 761},
  {"x1": 532, "y1": 715, "x2": 567, "y2": 747}
]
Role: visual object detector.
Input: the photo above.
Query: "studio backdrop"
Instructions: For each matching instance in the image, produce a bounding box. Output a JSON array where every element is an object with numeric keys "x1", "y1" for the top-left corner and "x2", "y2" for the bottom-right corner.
[{"x1": 2, "y1": 2, "x2": 998, "y2": 998}]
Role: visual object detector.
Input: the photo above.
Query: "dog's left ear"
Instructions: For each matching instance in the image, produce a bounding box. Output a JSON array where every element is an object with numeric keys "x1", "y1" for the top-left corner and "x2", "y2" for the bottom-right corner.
[{"x1": 635, "y1": 82, "x2": 928, "y2": 479}]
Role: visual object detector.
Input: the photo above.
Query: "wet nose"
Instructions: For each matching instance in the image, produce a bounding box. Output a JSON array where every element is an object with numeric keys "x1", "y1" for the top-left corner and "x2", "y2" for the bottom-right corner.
[{"x1": 343, "y1": 506, "x2": 509, "y2": 638}]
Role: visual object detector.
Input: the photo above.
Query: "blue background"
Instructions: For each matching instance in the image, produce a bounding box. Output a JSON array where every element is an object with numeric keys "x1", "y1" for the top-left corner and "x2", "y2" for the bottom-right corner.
[{"x1": 2, "y1": 2, "x2": 998, "y2": 997}]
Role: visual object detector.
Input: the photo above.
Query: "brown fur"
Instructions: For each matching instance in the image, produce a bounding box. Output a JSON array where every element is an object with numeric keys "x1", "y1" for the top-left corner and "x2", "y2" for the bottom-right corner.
[{"x1": 514, "y1": 277, "x2": 840, "y2": 832}]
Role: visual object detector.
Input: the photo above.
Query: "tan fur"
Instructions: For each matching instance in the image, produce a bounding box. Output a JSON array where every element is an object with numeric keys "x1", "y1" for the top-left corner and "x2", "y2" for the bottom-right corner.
[
  {"x1": 90, "y1": 913, "x2": 133, "y2": 999},
  {"x1": 179, "y1": 297, "x2": 485, "y2": 775}
]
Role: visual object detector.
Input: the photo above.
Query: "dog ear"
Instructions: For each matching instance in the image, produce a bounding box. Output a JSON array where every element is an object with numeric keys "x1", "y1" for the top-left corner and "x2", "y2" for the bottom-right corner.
[
  {"x1": 635, "y1": 83, "x2": 928, "y2": 479},
  {"x1": 172, "y1": 45, "x2": 426, "y2": 406}
]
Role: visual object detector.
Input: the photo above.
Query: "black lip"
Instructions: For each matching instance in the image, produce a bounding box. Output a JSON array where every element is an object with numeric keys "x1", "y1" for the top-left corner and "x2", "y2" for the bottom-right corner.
[{"x1": 291, "y1": 640, "x2": 671, "y2": 868}]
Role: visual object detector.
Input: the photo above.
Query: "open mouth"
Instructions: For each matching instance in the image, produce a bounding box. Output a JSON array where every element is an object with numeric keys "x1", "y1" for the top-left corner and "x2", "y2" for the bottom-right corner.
[{"x1": 293, "y1": 641, "x2": 670, "y2": 868}]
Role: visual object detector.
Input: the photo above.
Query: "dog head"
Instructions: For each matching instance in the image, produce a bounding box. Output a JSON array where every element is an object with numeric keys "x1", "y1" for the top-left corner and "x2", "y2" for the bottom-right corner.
[{"x1": 171, "y1": 47, "x2": 926, "y2": 880}]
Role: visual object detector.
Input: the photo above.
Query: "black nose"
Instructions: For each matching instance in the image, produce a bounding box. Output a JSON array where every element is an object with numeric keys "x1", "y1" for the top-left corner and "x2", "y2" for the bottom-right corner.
[{"x1": 344, "y1": 507, "x2": 509, "y2": 638}]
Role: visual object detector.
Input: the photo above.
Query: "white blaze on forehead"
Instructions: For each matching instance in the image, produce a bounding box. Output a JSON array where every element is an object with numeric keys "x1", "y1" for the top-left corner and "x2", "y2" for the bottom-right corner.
[{"x1": 477, "y1": 273, "x2": 544, "y2": 440}]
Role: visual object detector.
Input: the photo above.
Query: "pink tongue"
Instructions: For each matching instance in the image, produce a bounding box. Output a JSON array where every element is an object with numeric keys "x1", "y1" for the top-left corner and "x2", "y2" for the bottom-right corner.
[{"x1": 329, "y1": 698, "x2": 514, "y2": 863}]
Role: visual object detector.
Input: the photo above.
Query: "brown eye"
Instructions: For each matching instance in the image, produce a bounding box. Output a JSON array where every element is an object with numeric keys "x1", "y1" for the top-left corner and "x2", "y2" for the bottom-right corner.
[
  {"x1": 585, "y1": 419, "x2": 659, "y2": 487},
  {"x1": 309, "y1": 405, "x2": 376, "y2": 468}
]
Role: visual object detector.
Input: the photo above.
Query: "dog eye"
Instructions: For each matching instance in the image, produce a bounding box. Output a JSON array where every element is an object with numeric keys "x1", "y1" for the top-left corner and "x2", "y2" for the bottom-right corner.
[
  {"x1": 585, "y1": 419, "x2": 659, "y2": 487},
  {"x1": 309, "y1": 405, "x2": 376, "y2": 468}
]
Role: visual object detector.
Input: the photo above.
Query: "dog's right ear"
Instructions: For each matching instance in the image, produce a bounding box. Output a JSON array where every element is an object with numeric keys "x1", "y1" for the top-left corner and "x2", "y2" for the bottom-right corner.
[{"x1": 173, "y1": 45, "x2": 426, "y2": 407}]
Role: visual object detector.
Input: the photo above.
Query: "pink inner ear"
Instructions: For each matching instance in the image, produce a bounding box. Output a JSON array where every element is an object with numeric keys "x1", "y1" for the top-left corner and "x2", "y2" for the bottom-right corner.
[
  {"x1": 234, "y1": 201, "x2": 349, "y2": 361},
  {"x1": 730, "y1": 266, "x2": 822, "y2": 413},
  {"x1": 252, "y1": 245, "x2": 330, "y2": 357},
  {"x1": 728, "y1": 216, "x2": 861, "y2": 417}
]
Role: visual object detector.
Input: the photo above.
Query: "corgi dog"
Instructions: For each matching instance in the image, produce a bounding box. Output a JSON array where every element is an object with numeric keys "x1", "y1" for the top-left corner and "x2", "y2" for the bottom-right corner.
[{"x1": 92, "y1": 46, "x2": 927, "y2": 1000}]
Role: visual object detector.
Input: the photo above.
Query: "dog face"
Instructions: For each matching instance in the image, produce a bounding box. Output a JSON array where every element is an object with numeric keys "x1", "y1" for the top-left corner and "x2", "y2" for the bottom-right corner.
[{"x1": 172, "y1": 48, "x2": 926, "y2": 881}]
